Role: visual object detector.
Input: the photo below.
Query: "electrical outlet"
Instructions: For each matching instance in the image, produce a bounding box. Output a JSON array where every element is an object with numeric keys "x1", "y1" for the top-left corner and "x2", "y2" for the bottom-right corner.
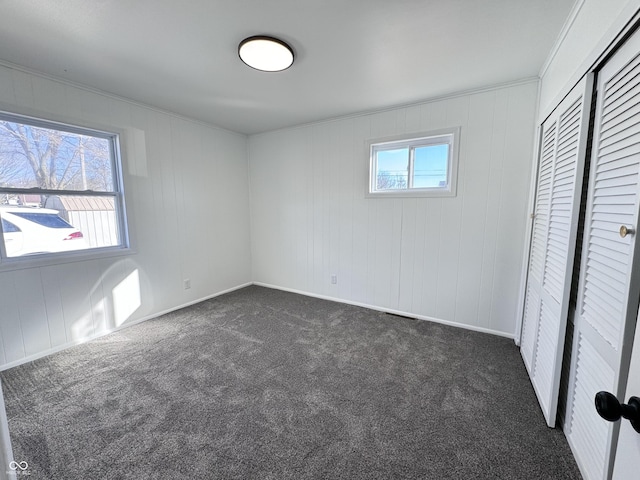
[
  {"x1": 183, "y1": 278, "x2": 191, "y2": 290},
  {"x1": 331, "y1": 274, "x2": 337, "y2": 285}
]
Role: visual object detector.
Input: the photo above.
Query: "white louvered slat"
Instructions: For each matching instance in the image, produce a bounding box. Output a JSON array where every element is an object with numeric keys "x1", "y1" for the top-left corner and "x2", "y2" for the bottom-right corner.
[
  {"x1": 520, "y1": 78, "x2": 590, "y2": 429},
  {"x1": 602, "y1": 94, "x2": 640, "y2": 133},
  {"x1": 600, "y1": 105, "x2": 640, "y2": 142},
  {"x1": 602, "y1": 71, "x2": 640, "y2": 117},
  {"x1": 543, "y1": 99, "x2": 581, "y2": 302},
  {"x1": 589, "y1": 237, "x2": 630, "y2": 260},
  {"x1": 600, "y1": 127, "x2": 637, "y2": 152},
  {"x1": 597, "y1": 141, "x2": 640, "y2": 168},
  {"x1": 528, "y1": 122, "x2": 556, "y2": 283},
  {"x1": 584, "y1": 270, "x2": 625, "y2": 308},
  {"x1": 586, "y1": 257, "x2": 627, "y2": 286},
  {"x1": 601, "y1": 96, "x2": 640, "y2": 131},
  {"x1": 601, "y1": 108, "x2": 640, "y2": 148},
  {"x1": 602, "y1": 57, "x2": 640, "y2": 111},
  {"x1": 566, "y1": 34, "x2": 640, "y2": 480}
]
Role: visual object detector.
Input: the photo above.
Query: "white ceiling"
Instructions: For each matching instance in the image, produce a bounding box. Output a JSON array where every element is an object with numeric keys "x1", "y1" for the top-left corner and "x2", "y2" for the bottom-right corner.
[{"x1": 0, "y1": 0, "x2": 576, "y2": 135}]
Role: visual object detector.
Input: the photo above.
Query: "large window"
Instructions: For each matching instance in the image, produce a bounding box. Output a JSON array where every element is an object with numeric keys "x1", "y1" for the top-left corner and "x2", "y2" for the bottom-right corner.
[
  {"x1": 367, "y1": 128, "x2": 460, "y2": 197},
  {"x1": 0, "y1": 112, "x2": 128, "y2": 262}
]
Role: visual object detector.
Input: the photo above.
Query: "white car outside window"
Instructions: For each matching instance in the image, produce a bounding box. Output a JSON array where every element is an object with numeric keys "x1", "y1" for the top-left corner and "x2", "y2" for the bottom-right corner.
[{"x1": 0, "y1": 206, "x2": 88, "y2": 257}]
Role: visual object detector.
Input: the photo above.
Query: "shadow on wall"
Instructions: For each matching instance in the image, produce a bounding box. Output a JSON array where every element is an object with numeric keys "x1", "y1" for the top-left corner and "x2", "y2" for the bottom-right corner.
[{"x1": 70, "y1": 258, "x2": 147, "y2": 343}]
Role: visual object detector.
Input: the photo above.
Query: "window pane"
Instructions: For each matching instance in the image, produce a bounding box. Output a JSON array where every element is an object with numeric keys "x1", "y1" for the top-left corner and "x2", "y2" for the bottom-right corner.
[
  {"x1": 0, "y1": 120, "x2": 114, "y2": 192},
  {"x1": 1, "y1": 218, "x2": 20, "y2": 233},
  {"x1": 1, "y1": 196, "x2": 120, "y2": 257},
  {"x1": 10, "y1": 211, "x2": 73, "y2": 228},
  {"x1": 376, "y1": 148, "x2": 409, "y2": 190},
  {"x1": 413, "y1": 144, "x2": 449, "y2": 188}
]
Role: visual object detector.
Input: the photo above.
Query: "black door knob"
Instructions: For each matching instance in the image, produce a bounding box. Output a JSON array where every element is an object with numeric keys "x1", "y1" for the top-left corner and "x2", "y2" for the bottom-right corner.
[{"x1": 595, "y1": 391, "x2": 640, "y2": 434}]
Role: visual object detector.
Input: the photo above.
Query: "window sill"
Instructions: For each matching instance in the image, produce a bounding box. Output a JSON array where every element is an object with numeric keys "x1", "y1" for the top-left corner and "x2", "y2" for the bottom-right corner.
[
  {"x1": 366, "y1": 188, "x2": 457, "y2": 199},
  {"x1": 0, "y1": 246, "x2": 136, "y2": 272}
]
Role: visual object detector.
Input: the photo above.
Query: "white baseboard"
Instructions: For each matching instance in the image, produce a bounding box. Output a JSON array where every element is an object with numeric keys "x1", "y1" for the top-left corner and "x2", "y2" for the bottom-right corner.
[
  {"x1": 0, "y1": 279, "x2": 514, "y2": 373},
  {"x1": 253, "y1": 282, "x2": 515, "y2": 340},
  {"x1": 0, "y1": 282, "x2": 252, "y2": 372}
]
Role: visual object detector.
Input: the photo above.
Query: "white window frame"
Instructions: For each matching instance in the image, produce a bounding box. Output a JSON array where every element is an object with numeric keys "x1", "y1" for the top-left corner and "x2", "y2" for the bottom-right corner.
[
  {"x1": 366, "y1": 127, "x2": 460, "y2": 198},
  {"x1": 0, "y1": 110, "x2": 131, "y2": 269}
]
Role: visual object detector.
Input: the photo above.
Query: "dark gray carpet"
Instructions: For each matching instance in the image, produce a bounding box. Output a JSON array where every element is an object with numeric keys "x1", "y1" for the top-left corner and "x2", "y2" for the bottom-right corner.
[{"x1": 0, "y1": 286, "x2": 580, "y2": 479}]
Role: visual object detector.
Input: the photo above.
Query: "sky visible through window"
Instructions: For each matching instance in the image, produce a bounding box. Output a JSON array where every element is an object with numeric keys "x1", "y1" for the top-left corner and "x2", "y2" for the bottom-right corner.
[
  {"x1": 377, "y1": 148, "x2": 409, "y2": 188},
  {"x1": 414, "y1": 144, "x2": 448, "y2": 187},
  {"x1": 0, "y1": 120, "x2": 113, "y2": 194},
  {"x1": 376, "y1": 143, "x2": 448, "y2": 189}
]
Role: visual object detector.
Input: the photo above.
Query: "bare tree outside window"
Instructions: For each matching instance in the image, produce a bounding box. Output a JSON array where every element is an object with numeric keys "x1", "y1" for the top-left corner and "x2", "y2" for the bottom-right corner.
[
  {"x1": 0, "y1": 121, "x2": 113, "y2": 194},
  {"x1": 376, "y1": 170, "x2": 408, "y2": 190}
]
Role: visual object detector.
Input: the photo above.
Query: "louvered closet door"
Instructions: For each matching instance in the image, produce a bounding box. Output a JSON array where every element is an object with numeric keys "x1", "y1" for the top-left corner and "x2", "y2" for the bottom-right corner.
[
  {"x1": 520, "y1": 77, "x2": 592, "y2": 427},
  {"x1": 565, "y1": 30, "x2": 640, "y2": 480}
]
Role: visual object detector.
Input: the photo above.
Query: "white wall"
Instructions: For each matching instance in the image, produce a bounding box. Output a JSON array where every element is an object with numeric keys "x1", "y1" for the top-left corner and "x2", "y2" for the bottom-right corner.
[
  {"x1": 249, "y1": 81, "x2": 538, "y2": 337},
  {"x1": 539, "y1": 0, "x2": 640, "y2": 120},
  {"x1": 0, "y1": 65, "x2": 252, "y2": 370}
]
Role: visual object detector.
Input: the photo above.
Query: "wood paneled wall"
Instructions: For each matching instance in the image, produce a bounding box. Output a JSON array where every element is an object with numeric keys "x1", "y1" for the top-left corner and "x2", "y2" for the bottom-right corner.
[
  {"x1": 0, "y1": 70, "x2": 539, "y2": 369},
  {"x1": 0, "y1": 65, "x2": 251, "y2": 369},
  {"x1": 249, "y1": 81, "x2": 538, "y2": 337}
]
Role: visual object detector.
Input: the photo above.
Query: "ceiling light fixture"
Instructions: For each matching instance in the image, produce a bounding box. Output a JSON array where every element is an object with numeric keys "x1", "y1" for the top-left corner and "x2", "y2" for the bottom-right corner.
[{"x1": 238, "y1": 36, "x2": 294, "y2": 72}]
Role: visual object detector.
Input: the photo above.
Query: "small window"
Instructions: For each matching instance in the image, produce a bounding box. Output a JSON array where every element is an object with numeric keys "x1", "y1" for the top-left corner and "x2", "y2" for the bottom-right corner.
[
  {"x1": 1, "y1": 219, "x2": 20, "y2": 233},
  {"x1": 0, "y1": 111, "x2": 129, "y2": 262},
  {"x1": 10, "y1": 212, "x2": 74, "y2": 228},
  {"x1": 367, "y1": 128, "x2": 460, "y2": 197}
]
